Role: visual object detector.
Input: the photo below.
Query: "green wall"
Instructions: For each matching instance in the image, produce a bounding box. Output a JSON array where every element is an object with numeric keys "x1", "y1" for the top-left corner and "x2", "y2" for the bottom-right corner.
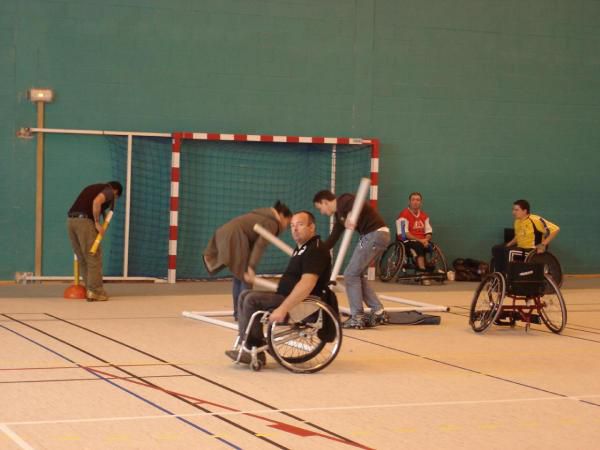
[{"x1": 1, "y1": 0, "x2": 600, "y2": 279}]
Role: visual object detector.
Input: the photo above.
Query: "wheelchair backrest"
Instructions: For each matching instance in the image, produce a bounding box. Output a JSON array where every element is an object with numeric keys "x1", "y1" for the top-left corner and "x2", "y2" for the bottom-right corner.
[{"x1": 507, "y1": 262, "x2": 545, "y2": 297}]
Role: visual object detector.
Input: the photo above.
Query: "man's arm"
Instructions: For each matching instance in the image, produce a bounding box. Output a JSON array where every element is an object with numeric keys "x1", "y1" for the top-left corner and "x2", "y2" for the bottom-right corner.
[
  {"x1": 405, "y1": 231, "x2": 431, "y2": 245},
  {"x1": 248, "y1": 236, "x2": 269, "y2": 271},
  {"x1": 92, "y1": 193, "x2": 107, "y2": 235},
  {"x1": 538, "y1": 226, "x2": 559, "y2": 252},
  {"x1": 323, "y1": 221, "x2": 344, "y2": 250},
  {"x1": 505, "y1": 237, "x2": 517, "y2": 247},
  {"x1": 248, "y1": 218, "x2": 282, "y2": 270},
  {"x1": 269, "y1": 273, "x2": 318, "y2": 323}
]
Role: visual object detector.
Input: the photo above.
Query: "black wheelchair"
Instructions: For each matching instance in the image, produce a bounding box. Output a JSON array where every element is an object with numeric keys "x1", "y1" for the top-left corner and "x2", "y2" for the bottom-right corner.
[
  {"x1": 492, "y1": 228, "x2": 563, "y2": 287},
  {"x1": 230, "y1": 296, "x2": 342, "y2": 373},
  {"x1": 469, "y1": 262, "x2": 567, "y2": 334},
  {"x1": 377, "y1": 239, "x2": 448, "y2": 284}
]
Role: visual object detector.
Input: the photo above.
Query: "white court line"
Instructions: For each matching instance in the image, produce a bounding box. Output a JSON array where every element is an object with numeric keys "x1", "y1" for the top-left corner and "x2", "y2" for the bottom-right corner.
[
  {"x1": 0, "y1": 424, "x2": 35, "y2": 450},
  {"x1": 5, "y1": 394, "x2": 600, "y2": 427}
]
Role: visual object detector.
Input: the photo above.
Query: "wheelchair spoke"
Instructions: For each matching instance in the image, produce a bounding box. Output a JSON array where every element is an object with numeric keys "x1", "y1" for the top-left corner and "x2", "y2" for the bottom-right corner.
[
  {"x1": 469, "y1": 273, "x2": 505, "y2": 333},
  {"x1": 267, "y1": 299, "x2": 342, "y2": 373}
]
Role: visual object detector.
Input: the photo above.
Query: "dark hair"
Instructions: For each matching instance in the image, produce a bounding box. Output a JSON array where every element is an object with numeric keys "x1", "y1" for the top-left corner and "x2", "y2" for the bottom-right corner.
[
  {"x1": 273, "y1": 200, "x2": 292, "y2": 218},
  {"x1": 293, "y1": 210, "x2": 316, "y2": 225},
  {"x1": 313, "y1": 190, "x2": 336, "y2": 203},
  {"x1": 108, "y1": 181, "x2": 123, "y2": 197},
  {"x1": 513, "y1": 199, "x2": 530, "y2": 213},
  {"x1": 409, "y1": 192, "x2": 422, "y2": 200}
]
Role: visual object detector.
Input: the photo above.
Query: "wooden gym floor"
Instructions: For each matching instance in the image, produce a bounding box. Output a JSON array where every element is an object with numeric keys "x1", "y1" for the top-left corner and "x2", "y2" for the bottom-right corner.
[{"x1": 1, "y1": 278, "x2": 599, "y2": 449}]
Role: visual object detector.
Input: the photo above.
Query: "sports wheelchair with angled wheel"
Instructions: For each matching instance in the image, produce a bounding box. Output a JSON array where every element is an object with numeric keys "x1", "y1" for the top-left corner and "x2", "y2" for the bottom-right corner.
[
  {"x1": 377, "y1": 239, "x2": 448, "y2": 284},
  {"x1": 469, "y1": 261, "x2": 567, "y2": 334},
  {"x1": 229, "y1": 296, "x2": 342, "y2": 373}
]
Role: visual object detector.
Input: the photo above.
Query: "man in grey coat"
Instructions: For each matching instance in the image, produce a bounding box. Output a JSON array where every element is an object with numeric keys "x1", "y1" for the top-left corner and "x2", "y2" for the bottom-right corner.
[{"x1": 203, "y1": 201, "x2": 292, "y2": 320}]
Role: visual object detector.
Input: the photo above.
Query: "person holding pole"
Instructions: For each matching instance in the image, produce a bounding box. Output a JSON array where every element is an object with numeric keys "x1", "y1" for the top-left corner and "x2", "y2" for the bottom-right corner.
[
  {"x1": 67, "y1": 181, "x2": 123, "y2": 302},
  {"x1": 313, "y1": 188, "x2": 391, "y2": 329},
  {"x1": 225, "y1": 210, "x2": 335, "y2": 365},
  {"x1": 203, "y1": 201, "x2": 292, "y2": 320}
]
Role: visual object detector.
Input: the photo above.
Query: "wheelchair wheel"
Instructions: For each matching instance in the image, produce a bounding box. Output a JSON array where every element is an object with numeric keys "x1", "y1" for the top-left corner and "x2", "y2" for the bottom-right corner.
[
  {"x1": 378, "y1": 241, "x2": 405, "y2": 282},
  {"x1": 428, "y1": 244, "x2": 448, "y2": 276},
  {"x1": 469, "y1": 273, "x2": 505, "y2": 333},
  {"x1": 267, "y1": 298, "x2": 342, "y2": 373},
  {"x1": 538, "y1": 274, "x2": 567, "y2": 333},
  {"x1": 525, "y1": 251, "x2": 563, "y2": 287}
]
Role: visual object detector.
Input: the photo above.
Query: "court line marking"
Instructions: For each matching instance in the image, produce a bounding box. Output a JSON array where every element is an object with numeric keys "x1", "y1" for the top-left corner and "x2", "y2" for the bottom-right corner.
[
  {"x1": 0, "y1": 320, "x2": 243, "y2": 450},
  {"x1": 44, "y1": 313, "x2": 366, "y2": 448},
  {"x1": 5, "y1": 314, "x2": 367, "y2": 450},
  {"x1": 5, "y1": 394, "x2": 600, "y2": 427},
  {"x1": 449, "y1": 306, "x2": 600, "y2": 343},
  {"x1": 0, "y1": 424, "x2": 35, "y2": 450},
  {"x1": 0, "y1": 373, "x2": 193, "y2": 385}
]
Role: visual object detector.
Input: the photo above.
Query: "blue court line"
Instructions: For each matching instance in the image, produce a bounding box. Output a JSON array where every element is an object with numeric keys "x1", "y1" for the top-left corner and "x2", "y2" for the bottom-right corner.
[{"x1": 0, "y1": 323, "x2": 242, "y2": 449}]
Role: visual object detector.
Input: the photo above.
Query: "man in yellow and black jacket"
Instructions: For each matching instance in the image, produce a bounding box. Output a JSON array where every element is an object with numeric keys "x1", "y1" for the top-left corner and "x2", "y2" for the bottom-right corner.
[{"x1": 491, "y1": 199, "x2": 560, "y2": 273}]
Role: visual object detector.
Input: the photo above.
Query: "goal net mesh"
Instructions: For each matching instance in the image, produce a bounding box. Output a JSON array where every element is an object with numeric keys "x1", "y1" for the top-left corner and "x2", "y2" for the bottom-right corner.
[{"x1": 109, "y1": 136, "x2": 371, "y2": 279}]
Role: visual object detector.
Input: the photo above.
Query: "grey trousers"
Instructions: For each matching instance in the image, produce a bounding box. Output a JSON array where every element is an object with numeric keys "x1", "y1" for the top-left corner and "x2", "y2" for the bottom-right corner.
[
  {"x1": 237, "y1": 290, "x2": 284, "y2": 348},
  {"x1": 67, "y1": 218, "x2": 103, "y2": 293}
]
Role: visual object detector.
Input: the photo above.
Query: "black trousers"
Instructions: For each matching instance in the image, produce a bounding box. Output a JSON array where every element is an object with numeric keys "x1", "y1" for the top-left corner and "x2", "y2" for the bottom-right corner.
[{"x1": 491, "y1": 244, "x2": 529, "y2": 273}]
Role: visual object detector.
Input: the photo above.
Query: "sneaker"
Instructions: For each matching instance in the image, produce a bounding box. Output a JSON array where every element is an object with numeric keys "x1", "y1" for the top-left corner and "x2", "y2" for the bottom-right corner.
[
  {"x1": 225, "y1": 349, "x2": 266, "y2": 365},
  {"x1": 86, "y1": 289, "x2": 109, "y2": 302},
  {"x1": 421, "y1": 279, "x2": 432, "y2": 286},
  {"x1": 365, "y1": 310, "x2": 390, "y2": 327},
  {"x1": 343, "y1": 314, "x2": 366, "y2": 329}
]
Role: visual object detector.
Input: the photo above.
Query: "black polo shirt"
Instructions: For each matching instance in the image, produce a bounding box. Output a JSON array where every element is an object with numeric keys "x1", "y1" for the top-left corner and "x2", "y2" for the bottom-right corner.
[
  {"x1": 68, "y1": 184, "x2": 114, "y2": 218},
  {"x1": 276, "y1": 235, "x2": 331, "y2": 297}
]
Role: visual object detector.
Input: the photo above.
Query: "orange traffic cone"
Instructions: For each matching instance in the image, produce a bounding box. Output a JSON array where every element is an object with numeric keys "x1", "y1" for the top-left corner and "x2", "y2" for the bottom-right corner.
[{"x1": 64, "y1": 254, "x2": 86, "y2": 300}]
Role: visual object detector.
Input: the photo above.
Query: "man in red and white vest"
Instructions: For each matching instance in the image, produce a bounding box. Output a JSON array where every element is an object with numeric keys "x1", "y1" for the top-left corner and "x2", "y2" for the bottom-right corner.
[{"x1": 395, "y1": 192, "x2": 433, "y2": 271}]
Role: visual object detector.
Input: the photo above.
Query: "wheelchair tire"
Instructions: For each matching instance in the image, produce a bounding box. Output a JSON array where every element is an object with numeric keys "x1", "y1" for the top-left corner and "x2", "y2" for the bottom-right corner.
[
  {"x1": 469, "y1": 273, "x2": 505, "y2": 333},
  {"x1": 538, "y1": 274, "x2": 567, "y2": 334},
  {"x1": 267, "y1": 298, "x2": 342, "y2": 373},
  {"x1": 429, "y1": 244, "x2": 448, "y2": 277},
  {"x1": 378, "y1": 242, "x2": 405, "y2": 282},
  {"x1": 525, "y1": 251, "x2": 563, "y2": 287}
]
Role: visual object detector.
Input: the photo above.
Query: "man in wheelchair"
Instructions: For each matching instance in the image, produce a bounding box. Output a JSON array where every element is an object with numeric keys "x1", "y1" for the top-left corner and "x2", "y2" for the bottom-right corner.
[
  {"x1": 225, "y1": 210, "x2": 336, "y2": 366},
  {"x1": 395, "y1": 192, "x2": 435, "y2": 280},
  {"x1": 491, "y1": 199, "x2": 560, "y2": 274}
]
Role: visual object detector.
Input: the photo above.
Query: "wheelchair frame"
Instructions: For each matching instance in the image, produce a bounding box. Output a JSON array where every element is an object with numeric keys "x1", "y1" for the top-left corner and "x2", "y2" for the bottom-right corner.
[
  {"x1": 230, "y1": 296, "x2": 343, "y2": 373},
  {"x1": 469, "y1": 271, "x2": 567, "y2": 334},
  {"x1": 378, "y1": 240, "x2": 448, "y2": 284}
]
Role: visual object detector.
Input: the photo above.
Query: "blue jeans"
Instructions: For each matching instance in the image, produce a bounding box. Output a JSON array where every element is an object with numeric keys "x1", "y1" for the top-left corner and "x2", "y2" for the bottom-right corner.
[
  {"x1": 232, "y1": 277, "x2": 250, "y2": 319},
  {"x1": 344, "y1": 230, "x2": 390, "y2": 316}
]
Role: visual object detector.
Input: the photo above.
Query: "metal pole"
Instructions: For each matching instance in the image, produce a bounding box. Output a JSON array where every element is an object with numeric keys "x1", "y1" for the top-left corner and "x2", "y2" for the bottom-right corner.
[
  {"x1": 123, "y1": 134, "x2": 133, "y2": 277},
  {"x1": 34, "y1": 102, "x2": 45, "y2": 277}
]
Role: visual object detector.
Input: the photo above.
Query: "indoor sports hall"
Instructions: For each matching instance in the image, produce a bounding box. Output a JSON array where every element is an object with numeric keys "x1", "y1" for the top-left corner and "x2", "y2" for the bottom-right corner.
[{"x1": 2, "y1": 1, "x2": 600, "y2": 449}]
